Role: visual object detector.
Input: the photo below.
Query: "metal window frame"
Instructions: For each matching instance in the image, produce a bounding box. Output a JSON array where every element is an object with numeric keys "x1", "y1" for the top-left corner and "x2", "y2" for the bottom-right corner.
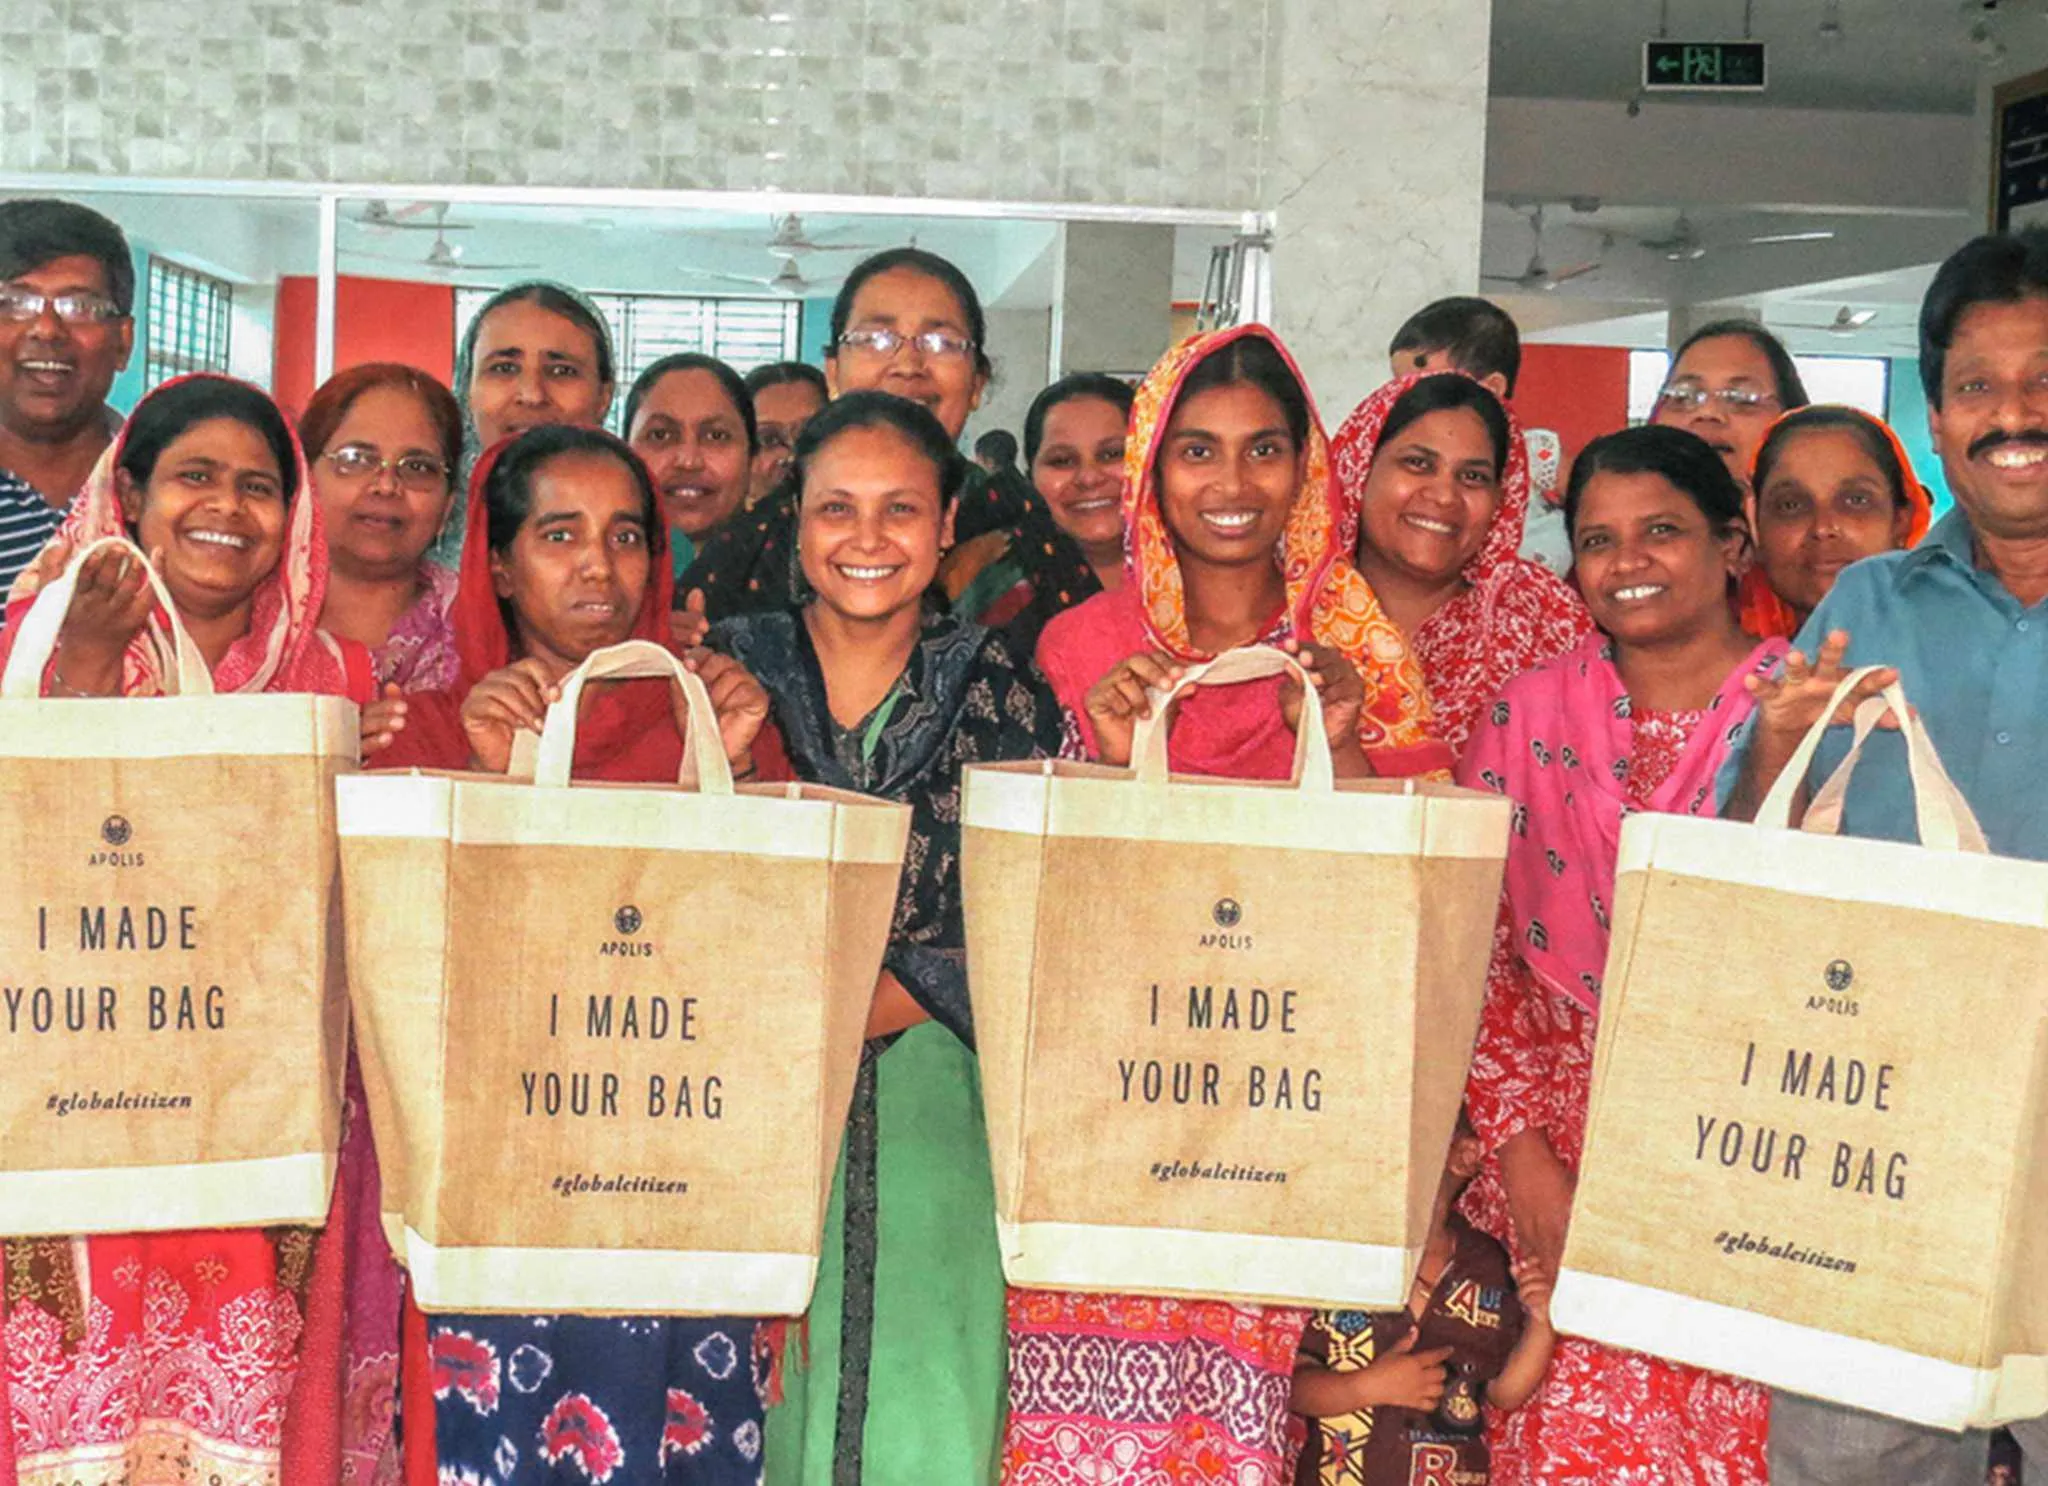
[{"x1": 143, "y1": 254, "x2": 233, "y2": 390}]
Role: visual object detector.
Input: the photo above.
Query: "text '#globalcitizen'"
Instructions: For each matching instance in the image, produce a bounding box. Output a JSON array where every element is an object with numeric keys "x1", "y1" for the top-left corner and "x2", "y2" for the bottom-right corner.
[{"x1": 46, "y1": 1087, "x2": 193, "y2": 1116}]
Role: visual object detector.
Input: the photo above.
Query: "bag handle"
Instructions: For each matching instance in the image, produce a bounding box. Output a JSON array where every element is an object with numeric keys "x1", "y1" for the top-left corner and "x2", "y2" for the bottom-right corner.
[
  {"x1": 518, "y1": 640, "x2": 733, "y2": 794},
  {"x1": 1129, "y1": 644, "x2": 1333, "y2": 792},
  {"x1": 1753, "y1": 665, "x2": 1986, "y2": 853},
  {"x1": 0, "y1": 535, "x2": 213, "y2": 699}
]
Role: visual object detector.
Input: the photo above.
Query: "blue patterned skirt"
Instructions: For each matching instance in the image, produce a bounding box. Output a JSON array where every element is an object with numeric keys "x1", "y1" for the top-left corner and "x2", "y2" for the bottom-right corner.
[{"x1": 429, "y1": 1313, "x2": 766, "y2": 1484}]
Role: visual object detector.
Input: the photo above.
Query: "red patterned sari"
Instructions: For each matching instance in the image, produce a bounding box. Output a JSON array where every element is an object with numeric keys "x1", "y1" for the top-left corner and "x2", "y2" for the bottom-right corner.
[{"x1": 0, "y1": 377, "x2": 377, "y2": 1486}]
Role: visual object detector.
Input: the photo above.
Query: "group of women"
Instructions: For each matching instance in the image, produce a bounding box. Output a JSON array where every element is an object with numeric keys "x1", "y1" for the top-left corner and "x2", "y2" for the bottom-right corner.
[{"x1": 0, "y1": 237, "x2": 1936, "y2": 1486}]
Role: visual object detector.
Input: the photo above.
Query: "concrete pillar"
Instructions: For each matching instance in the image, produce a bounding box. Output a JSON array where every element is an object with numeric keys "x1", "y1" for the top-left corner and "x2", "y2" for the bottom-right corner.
[
  {"x1": 1051, "y1": 221, "x2": 1176, "y2": 380},
  {"x1": 1266, "y1": 0, "x2": 1493, "y2": 427}
]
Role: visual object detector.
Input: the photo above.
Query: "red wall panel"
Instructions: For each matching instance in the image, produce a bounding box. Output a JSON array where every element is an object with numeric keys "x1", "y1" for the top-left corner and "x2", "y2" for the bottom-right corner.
[{"x1": 272, "y1": 276, "x2": 459, "y2": 420}]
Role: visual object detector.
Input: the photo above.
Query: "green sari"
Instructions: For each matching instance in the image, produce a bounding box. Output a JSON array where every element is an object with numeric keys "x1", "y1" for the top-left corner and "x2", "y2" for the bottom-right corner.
[{"x1": 711, "y1": 609, "x2": 1064, "y2": 1485}]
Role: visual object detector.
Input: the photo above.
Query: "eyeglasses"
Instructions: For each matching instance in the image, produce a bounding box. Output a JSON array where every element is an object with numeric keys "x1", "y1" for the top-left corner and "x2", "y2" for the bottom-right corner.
[
  {"x1": 1656, "y1": 383, "x2": 1779, "y2": 415},
  {"x1": 322, "y1": 444, "x2": 451, "y2": 492},
  {"x1": 0, "y1": 288, "x2": 125, "y2": 325},
  {"x1": 835, "y1": 326, "x2": 977, "y2": 361}
]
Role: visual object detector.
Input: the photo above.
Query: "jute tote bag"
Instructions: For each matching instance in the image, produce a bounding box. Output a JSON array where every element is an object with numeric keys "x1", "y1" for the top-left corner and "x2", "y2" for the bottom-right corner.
[
  {"x1": 0, "y1": 536, "x2": 357, "y2": 1233},
  {"x1": 1554, "y1": 668, "x2": 2048, "y2": 1430},
  {"x1": 963, "y1": 645, "x2": 1510, "y2": 1308},
  {"x1": 337, "y1": 639, "x2": 908, "y2": 1315}
]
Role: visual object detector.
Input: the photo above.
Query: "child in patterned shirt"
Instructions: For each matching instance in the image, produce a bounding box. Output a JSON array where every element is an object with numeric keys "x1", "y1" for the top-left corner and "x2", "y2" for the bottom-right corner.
[{"x1": 1291, "y1": 1111, "x2": 1555, "y2": 1485}]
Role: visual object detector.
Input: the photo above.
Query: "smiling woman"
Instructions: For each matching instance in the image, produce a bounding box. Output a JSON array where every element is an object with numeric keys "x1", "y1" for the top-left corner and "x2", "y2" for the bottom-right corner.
[
  {"x1": 1742, "y1": 405, "x2": 1932, "y2": 637},
  {"x1": 709, "y1": 390, "x2": 1066, "y2": 1486},
  {"x1": 301, "y1": 362, "x2": 465, "y2": 690},
  {"x1": 429, "y1": 280, "x2": 618, "y2": 567},
  {"x1": 1455, "y1": 422, "x2": 1783, "y2": 1485},
  {"x1": 1009, "y1": 327, "x2": 1446, "y2": 1486},
  {"x1": 1331, "y1": 371, "x2": 1589, "y2": 754},
  {"x1": 2, "y1": 374, "x2": 368, "y2": 699},
  {"x1": 682, "y1": 248, "x2": 1098, "y2": 651},
  {"x1": 624, "y1": 352, "x2": 757, "y2": 575},
  {"x1": 0, "y1": 373, "x2": 377, "y2": 1486}
]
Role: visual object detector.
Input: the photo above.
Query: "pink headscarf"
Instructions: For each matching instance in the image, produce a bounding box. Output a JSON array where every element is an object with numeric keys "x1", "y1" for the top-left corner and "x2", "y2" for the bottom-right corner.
[
  {"x1": 1330, "y1": 371, "x2": 1593, "y2": 756},
  {"x1": 1456, "y1": 631, "x2": 1786, "y2": 1013},
  {"x1": 1, "y1": 374, "x2": 360, "y2": 699}
]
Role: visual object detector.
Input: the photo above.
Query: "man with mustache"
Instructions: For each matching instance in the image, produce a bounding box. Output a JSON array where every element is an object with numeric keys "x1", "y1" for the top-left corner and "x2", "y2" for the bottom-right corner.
[
  {"x1": 0, "y1": 198, "x2": 134, "y2": 632},
  {"x1": 1724, "y1": 229, "x2": 2048, "y2": 1482}
]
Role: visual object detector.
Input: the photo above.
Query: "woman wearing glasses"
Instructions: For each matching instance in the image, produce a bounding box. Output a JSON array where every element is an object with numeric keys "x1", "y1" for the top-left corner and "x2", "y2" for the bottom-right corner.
[
  {"x1": 302, "y1": 363, "x2": 465, "y2": 702},
  {"x1": 682, "y1": 249, "x2": 1096, "y2": 649},
  {"x1": 1647, "y1": 320, "x2": 1810, "y2": 491}
]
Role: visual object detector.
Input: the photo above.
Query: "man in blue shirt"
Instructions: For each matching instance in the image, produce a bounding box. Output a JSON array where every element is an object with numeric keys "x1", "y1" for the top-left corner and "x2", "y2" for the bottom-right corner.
[
  {"x1": 0, "y1": 199, "x2": 134, "y2": 631},
  {"x1": 1723, "y1": 228, "x2": 2048, "y2": 1484}
]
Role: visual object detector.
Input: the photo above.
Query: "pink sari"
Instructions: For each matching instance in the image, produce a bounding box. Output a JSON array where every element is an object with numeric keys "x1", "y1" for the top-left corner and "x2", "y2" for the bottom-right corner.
[
  {"x1": 0, "y1": 377, "x2": 389, "y2": 1486},
  {"x1": 1455, "y1": 632, "x2": 1783, "y2": 1485}
]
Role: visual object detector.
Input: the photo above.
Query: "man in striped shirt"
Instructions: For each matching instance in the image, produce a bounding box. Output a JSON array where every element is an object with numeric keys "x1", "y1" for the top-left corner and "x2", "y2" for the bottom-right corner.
[{"x1": 0, "y1": 199, "x2": 135, "y2": 631}]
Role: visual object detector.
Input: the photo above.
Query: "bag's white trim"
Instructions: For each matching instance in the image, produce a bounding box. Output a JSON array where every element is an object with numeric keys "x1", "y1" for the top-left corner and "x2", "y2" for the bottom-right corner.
[
  {"x1": 1616, "y1": 813, "x2": 2048, "y2": 930},
  {"x1": 996, "y1": 1219, "x2": 1413, "y2": 1309},
  {"x1": 1553, "y1": 1269, "x2": 2048, "y2": 1431},
  {"x1": 335, "y1": 772, "x2": 909, "y2": 862},
  {"x1": 0, "y1": 1153, "x2": 337, "y2": 1235},
  {"x1": 0, "y1": 694, "x2": 358, "y2": 758},
  {"x1": 963, "y1": 764, "x2": 1509, "y2": 858},
  {"x1": 402, "y1": 1228, "x2": 819, "y2": 1315}
]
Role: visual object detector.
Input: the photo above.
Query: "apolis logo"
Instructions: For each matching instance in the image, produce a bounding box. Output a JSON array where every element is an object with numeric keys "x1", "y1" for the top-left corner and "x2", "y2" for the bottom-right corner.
[
  {"x1": 1808, "y1": 958, "x2": 1858, "y2": 1018},
  {"x1": 88, "y1": 814, "x2": 143, "y2": 868},
  {"x1": 600, "y1": 904, "x2": 653, "y2": 958},
  {"x1": 1200, "y1": 897, "x2": 1251, "y2": 951}
]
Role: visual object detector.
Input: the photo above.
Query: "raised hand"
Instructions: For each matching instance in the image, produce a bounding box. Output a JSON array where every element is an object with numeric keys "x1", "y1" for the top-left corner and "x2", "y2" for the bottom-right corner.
[
  {"x1": 1511, "y1": 1254, "x2": 1555, "y2": 1332},
  {"x1": 459, "y1": 657, "x2": 559, "y2": 774},
  {"x1": 53, "y1": 544, "x2": 160, "y2": 696},
  {"x1": 1745, "y1": 629, "x2": 1897, "y2": 752},
  {"x1": 1083, "y1": 648, "x2": 1186, "y2": 767},
  {"x1": 1728, "y1": 629, "x2": 1899, "y2": 821},
  {"x1": 1278, "y1": 636, "x2": 1367, "y2": 772},
  {"x1": 683, "y1": 648, "x2": 769, "y2": 773},
  {"x1": 673, "y1": 588, "x2": 712, "y2": 651},
  {"x1": 360, "y1": 682, "x2": 408, "y2": 759}
]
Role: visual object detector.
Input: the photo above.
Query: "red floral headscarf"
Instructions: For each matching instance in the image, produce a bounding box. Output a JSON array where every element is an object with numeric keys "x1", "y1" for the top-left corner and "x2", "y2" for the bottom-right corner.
[{"x1": 1330, "y1": 370, "x2": 1592, "y2": 755}]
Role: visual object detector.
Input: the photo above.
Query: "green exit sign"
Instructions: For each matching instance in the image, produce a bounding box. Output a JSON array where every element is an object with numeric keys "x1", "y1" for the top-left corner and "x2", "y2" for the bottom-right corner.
[{"x1": 1643, "y1": 40, "x2": 1767, "y2": 92}]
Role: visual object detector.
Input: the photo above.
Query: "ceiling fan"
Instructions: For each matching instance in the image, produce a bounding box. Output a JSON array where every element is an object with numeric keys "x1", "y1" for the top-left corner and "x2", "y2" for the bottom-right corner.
[
  {"x1": 351, "y1": 200, "x2": 473, "y2": 234},
  {"x1": 1776, "y1": 306, "x2": 1880, "y2": 335},
  {"x1": 1483, "y1": 205, "x2": 1602, "y2": 292},
  {"x1": 1639, "y1": 211, "x2": 1836, "y2": 263},
  {"x1": 764, "y1": 214, "x2": 882, "y2": 257},
  {"x1": 680, "y1": 257, "x2": 839, "y2": 297},
  {"x1": 342, "y1": 207, "x2": 537, "y2": 275}
]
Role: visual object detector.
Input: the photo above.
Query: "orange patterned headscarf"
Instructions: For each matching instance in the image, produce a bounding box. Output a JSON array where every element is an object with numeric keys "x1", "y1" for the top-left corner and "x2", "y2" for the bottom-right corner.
[
  {"x1": 1737, "y1": 403, "x2": 1934, "y2": 640},
  {"x1": 1122, "y1": 324, "x2": 1450, "y2": 777}
]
